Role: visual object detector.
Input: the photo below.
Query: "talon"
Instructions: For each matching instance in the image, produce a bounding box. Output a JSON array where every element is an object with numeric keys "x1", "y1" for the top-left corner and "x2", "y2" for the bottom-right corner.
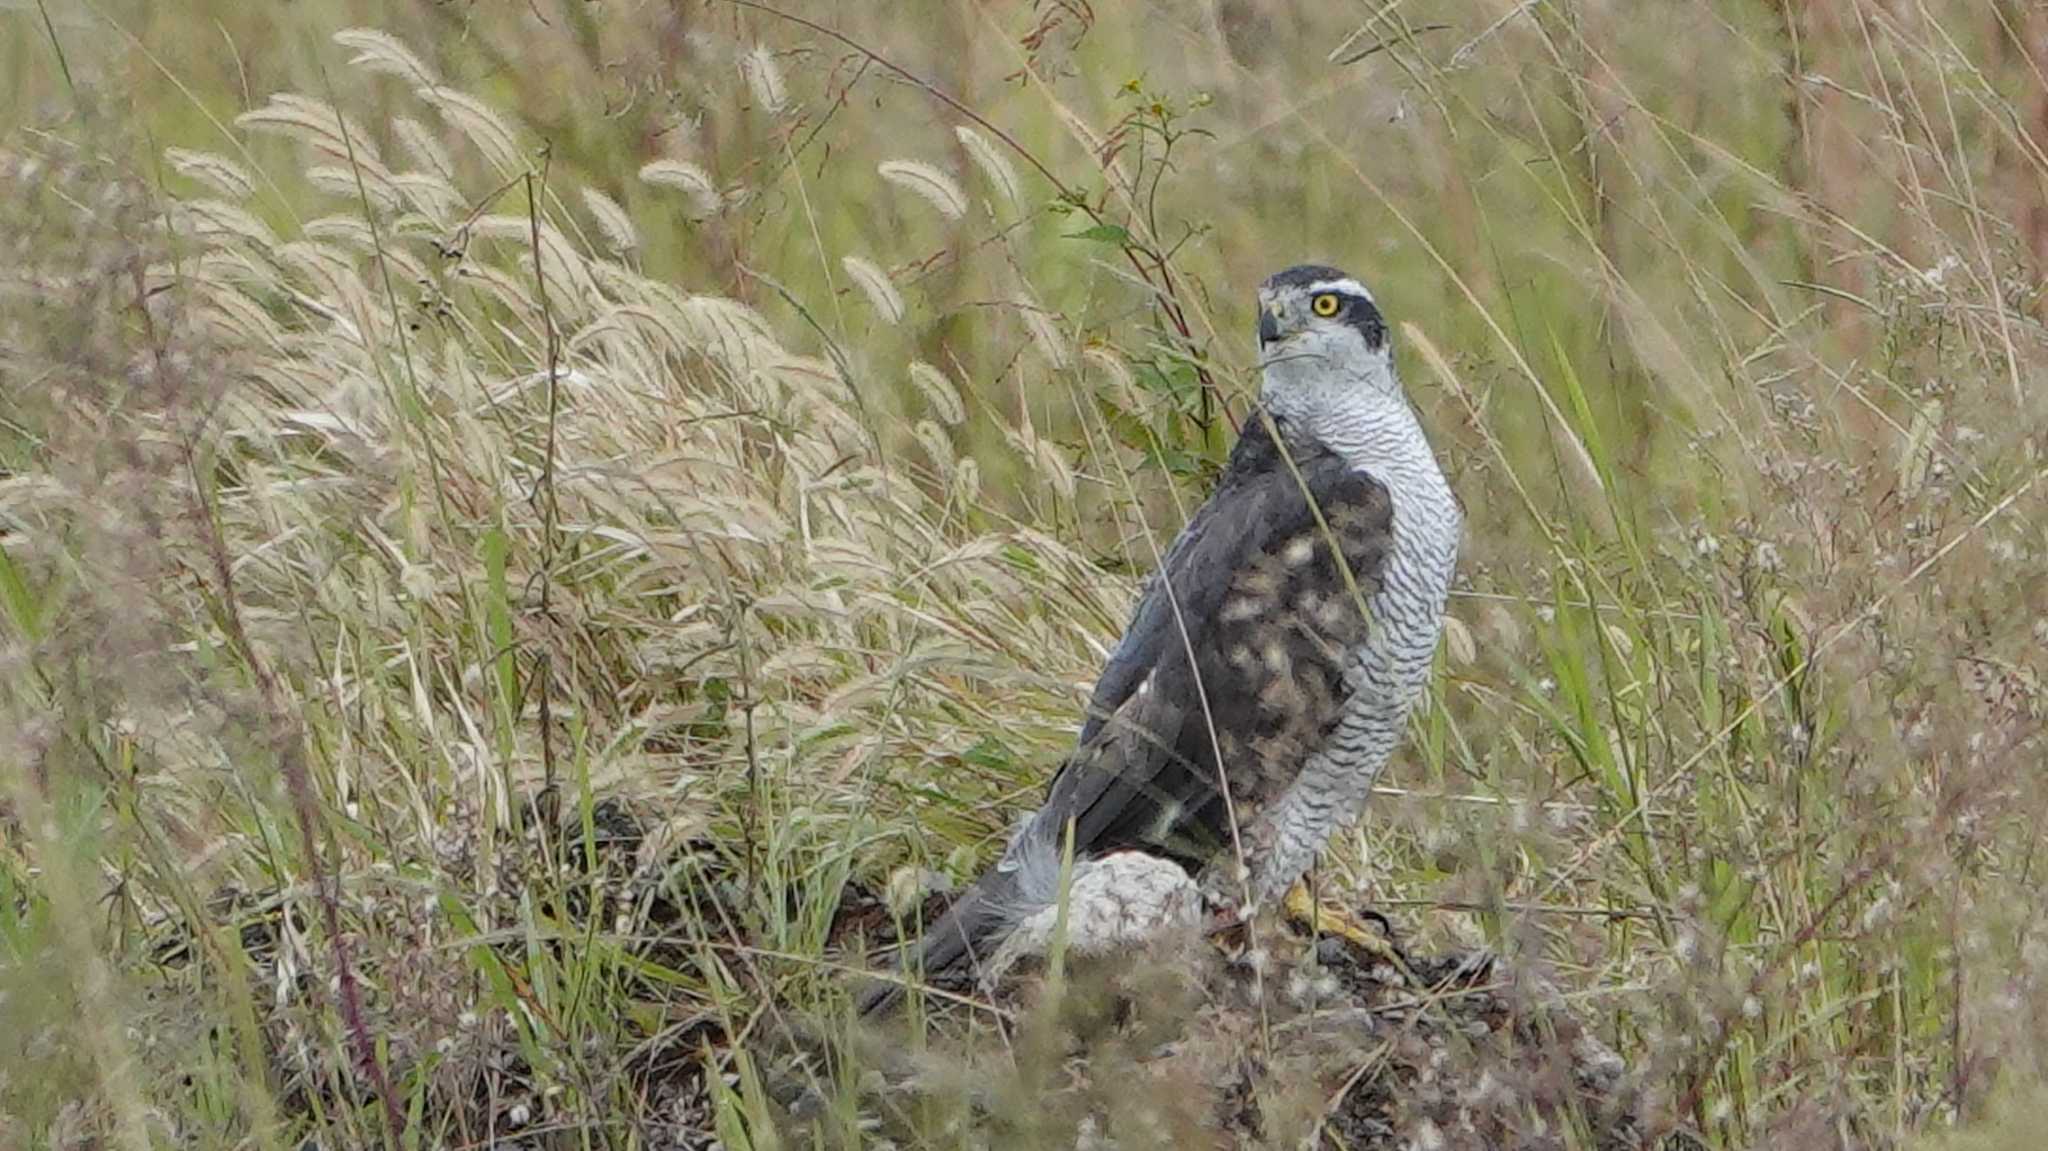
[{"x1": 1283, "y1": 879, "x2": 1411, "y2": 976}]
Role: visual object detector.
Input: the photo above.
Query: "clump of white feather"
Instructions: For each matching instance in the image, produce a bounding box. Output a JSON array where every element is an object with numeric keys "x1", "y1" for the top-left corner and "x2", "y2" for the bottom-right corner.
[
  {"x1": 983, "y1": 852, "x2": 1202, "y2": 991},
  {"x1": 969, "y1": 786, "x2": 1208, "y2": 986}
]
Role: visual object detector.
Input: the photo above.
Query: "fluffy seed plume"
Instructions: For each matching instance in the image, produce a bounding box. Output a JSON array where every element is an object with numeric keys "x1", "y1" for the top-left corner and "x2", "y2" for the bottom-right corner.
[
  {"x1": 953, "y1": 456, "x2": 982, "y2": 504},
  {"x1": 237, "y1": 93, "x2": 384, "y2": 166},
  {"x1": 391, "y1": 171, "x2": 462, "y2": 223},
  {"x1": 172, "y1": 199, "x2": 279, "y2": 249},
  {"x1": 741, "y1": 45, "x2": 787, "y2": 114},
  {"x1": 1898, "y1": 398, "x2": 1942, "y2": 497},
  {"x1": 318, "y1": 151, "x2": 402, "y2": 198},
  {"x1": 1082, "y1": 346, "x2": 1136, "y2": 400},
  {"x1": 913, "y1": 419, "x2": 955, "y2": 475},
  {"x1": 840, "y1": 256, "x2": 905, "y2": 325},
  {"x1": 1034, "y1": 438, "x2": 1076, "y2": 500},
  {"x1": 306, "y1": 165, "x2": 401, "y2": 210},
  {"x1": 416, "y1": 86, "x2": 523, "y2": 174},
  {"x1": 878, "y1": 160, "x2": 967, "y2": 220},
  {"x1": 954, "y1": 126, "x2": 1022, "y2": 208},
  {"x1": 164, "y1": 148, "x2": 254, "y2": 201},
  {"x1": 302, "y1": 215, "x2": 377, "y2": 250},
  {"x1": 1016, "y1": 298, "x2": 1071, "y2": 369},
  {"x1": 1442, "y1": 615, "x2": 1476, "y2": 667},
  {"x1": 333, "y1": 28, "x2": 439, "y2": 86},
  {"x1": 909, "y1": 361, "x2": 966, "y2": 425},
  {"x1": 581, "y1": 187, "x2": 638, "y2": 254},
  {"x1": 639, "y1": 160, "x2": 720, "y2": 219},
  {"x1": 392, "y1": 116, "x2": 453, "y2": 179}
]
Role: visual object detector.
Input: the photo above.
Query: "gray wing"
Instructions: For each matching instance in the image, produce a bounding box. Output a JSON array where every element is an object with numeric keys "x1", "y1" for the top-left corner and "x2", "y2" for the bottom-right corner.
[
  {"x1": 1038, "y1": 419, "x2": 1396, "y2": 869},
  {"x1": 1078, "y1": 420, "x2": 1302, "y2": 745}
]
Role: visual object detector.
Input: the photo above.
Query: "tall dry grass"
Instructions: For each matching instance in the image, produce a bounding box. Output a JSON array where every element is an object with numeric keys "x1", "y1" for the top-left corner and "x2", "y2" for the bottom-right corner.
[{"x1": 2, "y1": 0, "x2": 2047, "y2": 1147}]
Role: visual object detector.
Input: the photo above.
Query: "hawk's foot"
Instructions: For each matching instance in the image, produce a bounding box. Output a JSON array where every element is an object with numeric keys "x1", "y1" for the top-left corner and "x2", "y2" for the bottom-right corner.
[{"x1": 1282, "y1": 880, "x2": 1411, "y2": 977}]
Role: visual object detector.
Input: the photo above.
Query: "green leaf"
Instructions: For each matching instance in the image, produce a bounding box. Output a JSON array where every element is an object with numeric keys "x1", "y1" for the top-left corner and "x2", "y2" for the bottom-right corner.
[
  {"x1": 1064, "y1": 223, "x2": 1132, "y2": 246},
  {"x1": 1153, "y1": 446, "x2": 1202, "y2": 477},
  {"x1": 1547, "y1": 326, "x2": 1614, "y2": 495},
  {"x1": 958, "y1": 735, "x2": 1013, "y2": 771},
  {"x1": 0, "y1": 541, "x2": 42, "y2": 642},
  {"x1": 481, "y1": 526, "x2": 518, "y2": 754}
]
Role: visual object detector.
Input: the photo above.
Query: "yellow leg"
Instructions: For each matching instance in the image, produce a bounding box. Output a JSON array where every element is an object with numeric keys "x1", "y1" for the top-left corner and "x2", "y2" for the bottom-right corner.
[{"x1": 1282, "y1": 879, "x2": 1407, "y2": 971}]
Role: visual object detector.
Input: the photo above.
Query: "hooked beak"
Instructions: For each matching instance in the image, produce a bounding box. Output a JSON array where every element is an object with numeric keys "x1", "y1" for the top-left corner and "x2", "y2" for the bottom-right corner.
[{"x1": 1257, "y1": 303, "x2": 1282, "y2": 347}]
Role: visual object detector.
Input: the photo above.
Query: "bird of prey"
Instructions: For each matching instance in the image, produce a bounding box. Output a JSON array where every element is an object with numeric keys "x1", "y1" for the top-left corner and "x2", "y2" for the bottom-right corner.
[{"x1": 861, "y1": 264, "x2": 1460, "y2": 1013}]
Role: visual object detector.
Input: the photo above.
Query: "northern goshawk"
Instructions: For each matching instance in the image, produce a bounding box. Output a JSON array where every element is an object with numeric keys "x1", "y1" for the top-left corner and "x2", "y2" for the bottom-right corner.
[{"x1": 862, "y1": 264, "x2": 1460, "y2": 1012}]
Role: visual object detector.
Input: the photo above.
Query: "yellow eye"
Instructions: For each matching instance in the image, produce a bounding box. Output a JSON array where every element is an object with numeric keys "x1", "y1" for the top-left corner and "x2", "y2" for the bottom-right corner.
[{"x1": 1311, "y1": 293, "x2": 1341, "y2": 317}]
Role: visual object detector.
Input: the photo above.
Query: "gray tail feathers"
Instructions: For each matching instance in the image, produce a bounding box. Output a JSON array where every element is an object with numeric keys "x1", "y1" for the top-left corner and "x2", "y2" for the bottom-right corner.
[{"x1": 855, "y1": 868, "x2": 1021, "y2": 1017}]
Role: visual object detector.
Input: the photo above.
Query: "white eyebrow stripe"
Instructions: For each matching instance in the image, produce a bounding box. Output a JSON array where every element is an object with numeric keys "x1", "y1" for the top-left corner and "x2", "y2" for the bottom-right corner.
[{"x1": 1306, "y1": 277, "x2": 1374, "y2": 302}]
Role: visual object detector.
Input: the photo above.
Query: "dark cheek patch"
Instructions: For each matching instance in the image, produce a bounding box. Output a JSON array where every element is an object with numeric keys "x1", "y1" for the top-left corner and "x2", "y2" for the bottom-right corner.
[{"x1": 1343, "y1": 297, "x2": 1388, "y2": 350}]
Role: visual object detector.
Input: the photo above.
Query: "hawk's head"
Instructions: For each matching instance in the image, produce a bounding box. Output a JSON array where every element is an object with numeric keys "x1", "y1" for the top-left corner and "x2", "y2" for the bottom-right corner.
[{"x1": 1255, "y1": 264, "x2": 1399, "y2": 421}]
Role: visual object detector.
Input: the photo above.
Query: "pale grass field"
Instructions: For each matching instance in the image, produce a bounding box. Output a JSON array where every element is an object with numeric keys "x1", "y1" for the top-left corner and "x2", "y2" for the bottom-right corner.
[{"x1": 4, "y1": 0, "x2": 2048, "y2": 1147}]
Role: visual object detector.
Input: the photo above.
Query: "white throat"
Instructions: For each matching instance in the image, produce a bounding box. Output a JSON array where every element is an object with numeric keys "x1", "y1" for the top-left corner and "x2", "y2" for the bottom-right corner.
[{"x1": 1263, "y1": 349, "x2": 1413, "y2": 455}]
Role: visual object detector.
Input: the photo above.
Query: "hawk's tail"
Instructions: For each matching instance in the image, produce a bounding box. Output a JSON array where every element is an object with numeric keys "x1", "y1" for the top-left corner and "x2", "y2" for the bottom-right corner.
[{"x1": 854, "y1": 866, "x2": 1025, "y2": 1017}]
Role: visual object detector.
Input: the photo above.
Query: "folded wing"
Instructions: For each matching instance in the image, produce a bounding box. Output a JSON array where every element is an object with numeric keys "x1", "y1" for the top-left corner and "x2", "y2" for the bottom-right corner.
[{"x1": 1037, "y1": 414, "x2": 1396, "y2": 871}]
